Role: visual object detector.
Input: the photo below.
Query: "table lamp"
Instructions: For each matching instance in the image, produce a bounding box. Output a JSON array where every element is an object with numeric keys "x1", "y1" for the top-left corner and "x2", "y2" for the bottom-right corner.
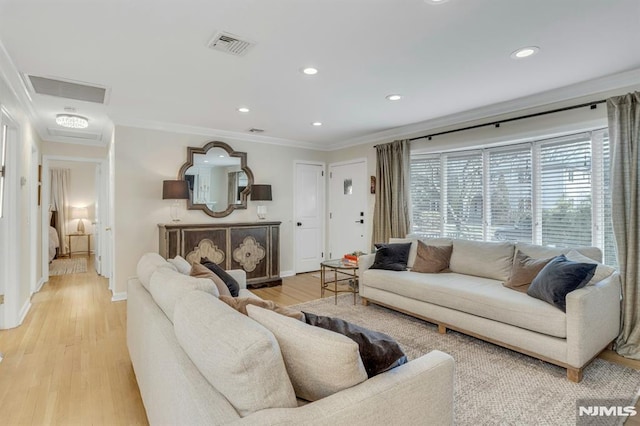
[
  {"x1": 251, "y1": 184, "x2": 272, "y2": 220},
  {"x1": 71, "y1": 207, "x2": 88, "y2": 233},
  {"x1": 163, "y1": 180, "x2": 190, "y2": 222}
]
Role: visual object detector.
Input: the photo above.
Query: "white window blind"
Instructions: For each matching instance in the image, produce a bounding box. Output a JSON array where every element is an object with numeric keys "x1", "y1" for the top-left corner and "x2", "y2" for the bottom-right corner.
[
  {"x1": 444, "y1": 151, "x2": 483, "y2": 240},
  {"x1": 488, "y1": 145, "x2": 532, "y2": 242},
  {"x1": 410, "y1": 154, "x2": 442, "y2": 237},
  {"x1": 410, "y1": 128, "x2": 615, "y2": 265},
  {"x1": 538, "y1": 134, "x2": 592, "y2": 248}
]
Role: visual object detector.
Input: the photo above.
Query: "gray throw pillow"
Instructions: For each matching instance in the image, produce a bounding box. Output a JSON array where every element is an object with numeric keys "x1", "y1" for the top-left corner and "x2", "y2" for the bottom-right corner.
[
  {"x1": 370, "y1": 243, "x2": 412, "y2": 271},
  {"x1": 527, "y1": 255, "x2": 597, "y2": 312}
]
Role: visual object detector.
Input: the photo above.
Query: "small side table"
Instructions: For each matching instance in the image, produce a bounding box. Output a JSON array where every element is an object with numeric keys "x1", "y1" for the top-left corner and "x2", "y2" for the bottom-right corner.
[
  {"x1": 320, "y1": 259, "x2": 359, "y2": 305},
  {"x1": 68, "y1": 233, "x2": 91, "y2": 257}
]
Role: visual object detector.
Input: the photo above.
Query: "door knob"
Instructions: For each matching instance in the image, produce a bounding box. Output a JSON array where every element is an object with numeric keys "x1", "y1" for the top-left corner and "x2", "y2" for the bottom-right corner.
[
  {"x1": 297, "y1": 222, "x2": 302, "y2": 226},
  {"x1": 355, "y1": 219, "x2": 364, "y2": 224}
]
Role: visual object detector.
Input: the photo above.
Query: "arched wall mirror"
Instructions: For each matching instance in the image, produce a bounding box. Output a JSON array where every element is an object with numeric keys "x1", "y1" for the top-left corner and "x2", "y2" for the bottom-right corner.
[{"x1": 178, "y1": 141, "x2": 254, "y2": 218}]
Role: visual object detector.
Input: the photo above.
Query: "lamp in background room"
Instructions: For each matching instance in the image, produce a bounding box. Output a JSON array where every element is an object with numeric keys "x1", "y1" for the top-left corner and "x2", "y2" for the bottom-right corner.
[
  {"x1": 71, "y1": 207, "x2": 88, "y2": 233},
  {"x1": 251, "y1": 184, "x2": 272, "y2": 220},
  {"x1": 162, "y1": 180, "x2": 190, "y2": 222}
]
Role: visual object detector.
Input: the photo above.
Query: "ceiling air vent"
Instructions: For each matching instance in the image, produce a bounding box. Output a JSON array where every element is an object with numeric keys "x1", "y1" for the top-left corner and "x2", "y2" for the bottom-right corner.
[
  {"x1": 249, "y1": 128, "x2": 265, "y2": 133},
  {"x1": 26, "y1": 75, "x2": 108, "y2": 104},
  {"x1": 207, "y1": 31, "x2": 255, "y2": 56}
]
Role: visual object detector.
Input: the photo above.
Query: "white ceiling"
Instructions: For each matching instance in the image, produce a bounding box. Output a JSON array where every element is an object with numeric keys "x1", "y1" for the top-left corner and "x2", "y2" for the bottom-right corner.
[{"x1": 0, "y1": 0, "x2": 639, "y2": 149}]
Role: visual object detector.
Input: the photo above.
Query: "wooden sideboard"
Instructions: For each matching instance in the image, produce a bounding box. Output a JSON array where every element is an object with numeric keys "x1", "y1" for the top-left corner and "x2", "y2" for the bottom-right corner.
[{"x1": 158, "y1": 222, "x2": 281, "y2": 289}]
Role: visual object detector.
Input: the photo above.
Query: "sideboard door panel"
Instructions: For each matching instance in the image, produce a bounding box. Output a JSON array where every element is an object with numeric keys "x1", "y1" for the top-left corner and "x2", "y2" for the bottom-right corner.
[{"x1": 182, "y1": 228, "x2": 228, "y2": 266}]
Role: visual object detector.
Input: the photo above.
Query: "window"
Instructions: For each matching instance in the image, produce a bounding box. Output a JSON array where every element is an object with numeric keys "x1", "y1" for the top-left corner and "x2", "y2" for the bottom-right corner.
[
  {"x1": 410, "y1": 129, "x2": 615, "y2": 265},
  {"x1": 0, "y1": 123, "x2": 6, "y2": 218}
]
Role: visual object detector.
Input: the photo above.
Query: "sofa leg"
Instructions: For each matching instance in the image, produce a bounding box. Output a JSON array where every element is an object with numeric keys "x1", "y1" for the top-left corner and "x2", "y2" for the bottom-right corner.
[
  {"x1": 362, "y1": 298, "x2": 370, "y2": 306},
  {"x1": 567, "y1": 367, "x2": 583, "y2": 383},
  {"x1": 438, "y1": 324, "x2": 447, "y2": 334}
]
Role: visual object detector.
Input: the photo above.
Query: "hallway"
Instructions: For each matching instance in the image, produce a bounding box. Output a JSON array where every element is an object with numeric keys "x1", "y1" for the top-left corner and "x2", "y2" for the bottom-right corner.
[{"x1": 0, "y1": 256, "x2": 147, "y2": 425}]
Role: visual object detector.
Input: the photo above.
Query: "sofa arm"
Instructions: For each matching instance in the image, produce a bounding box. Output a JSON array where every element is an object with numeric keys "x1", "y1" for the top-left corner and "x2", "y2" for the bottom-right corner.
[
  {"x1": 358, "y1": 254, "x2": 376, "y2": 275},
  {"x1": 233, "y1": 350, "x2": 455, "y2": 426},
  {"x1": 226, "y1": 269, "x2": 247, "y2": 289},
  {"x1": 566, "y1": 273, "x2": 621, "y2": 367}
]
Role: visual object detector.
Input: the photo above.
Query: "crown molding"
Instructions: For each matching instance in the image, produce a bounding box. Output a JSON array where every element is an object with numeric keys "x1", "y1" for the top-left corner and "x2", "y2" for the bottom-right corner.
[
  {"x1": 0, "y1": 39, "x2": 40, "y2": 126},
  {"x1": 112, "y1": 115, "x2": 325, "y2": 151},
  {"x1": 327, "y1": 68, "x2": 640, "y2": 151}
]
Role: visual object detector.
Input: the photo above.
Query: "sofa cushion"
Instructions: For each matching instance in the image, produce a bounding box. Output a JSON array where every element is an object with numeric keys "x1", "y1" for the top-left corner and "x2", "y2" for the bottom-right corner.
[
  {"x1": 137, "y1": 252, "x2": 177, "y2": 292},
  {"x1": 201, "y1": 258, "x2": 240, "y2": 297},
  {"x1": 303, "y1": 311, "x2": 408, "y2": 378},
  {"x1": 515, "y1": 242, "x2": 602, "y2": 263},
  {"x1": 503, "y1": 251, "x2": 554, "y2": 293},
  {"x1": 190, "y1": 263, "x2": 232, "y2": 297},
  {"x1": 389, "y1": 237, "x2": 452, "y2": 269},
  {"x1": 363, "y1": 269, "x2": 567, "y2": 338},
  {"x1": 412, "y1": 241, "x2": 452, "y2": 273},
  {"x1": 149, "y1": 267, "x2": 219, "y2": 322},
  {"x1": 167, "y1": 255, "x2": 191, "y2": 275},
  {"x1": 527, "y1": 255, "x2": 597, "y2": 312},
  {"x1": 371, "y1": 243, "x2": 412, "y2": 271},
  {"x1": 246, "y1": 305, "x2": 368, "y2": 402},
  {"x1": 218, "y1": 295, "x2": 305, "y2": 321},
  {"x1": 565, "y1": 249, "x2": 616, "y2": 286},
  {"x1": 174, "y1": 291, "x2": 297, "y2": 416},
  {"x1": 449, "y1": 240, "x2": 514, "y2": 281}
]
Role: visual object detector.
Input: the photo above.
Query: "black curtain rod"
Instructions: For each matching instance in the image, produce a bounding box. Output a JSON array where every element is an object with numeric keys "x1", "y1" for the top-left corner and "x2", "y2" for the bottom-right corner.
[{"x1": 375, "y1": 99, "x2": 607, "y2": 146}]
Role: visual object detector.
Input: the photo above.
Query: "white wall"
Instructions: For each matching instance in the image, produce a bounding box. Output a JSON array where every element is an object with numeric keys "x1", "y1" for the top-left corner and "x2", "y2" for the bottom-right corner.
[
  {"x1": 112, "y1": 125, "x2": 327, "y2": 295},
  {"x1": 49, "y1": 160, "x2": 96, "y2": 254},
  {"x1": 0, "y1": 69, "x2": 42, "y2": 328}
]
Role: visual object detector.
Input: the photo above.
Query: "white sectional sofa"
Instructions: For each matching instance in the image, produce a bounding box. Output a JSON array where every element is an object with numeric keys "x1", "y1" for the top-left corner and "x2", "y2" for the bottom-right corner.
[
  {"x1": 127, "y1": 253, "x2": 456, "y2": 425},
  {"x1": 359, "y1": 238, "x2": 621, "y2": 382}
]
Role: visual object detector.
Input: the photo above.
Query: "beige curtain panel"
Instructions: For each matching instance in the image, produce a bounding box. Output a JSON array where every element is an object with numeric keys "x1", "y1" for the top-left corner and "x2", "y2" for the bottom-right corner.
[
  {"x1": 607, "y1": 91, "x2": 640, "y2": 359},
  {"x1": 50, "y1": 168, "x2": 71, "y2": 255},
  {"x1": 372, "y1": 139, "x2": 410, "y2": 247}
]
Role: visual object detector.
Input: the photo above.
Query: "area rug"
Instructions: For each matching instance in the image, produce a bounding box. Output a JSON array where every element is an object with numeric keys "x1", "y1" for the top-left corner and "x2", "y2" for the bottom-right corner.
[
  {"x1": 293, "y1": 294, "x2": 640, "y2": 426},
  {"x1": 49, "y1": 257, "x2": 88, "y2": 276}
]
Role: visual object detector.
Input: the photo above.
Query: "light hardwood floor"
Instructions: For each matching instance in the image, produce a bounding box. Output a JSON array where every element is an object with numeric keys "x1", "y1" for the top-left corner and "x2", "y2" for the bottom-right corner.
[{"x1": 1, "y1": 258, "x2": 638, "y2": 425}]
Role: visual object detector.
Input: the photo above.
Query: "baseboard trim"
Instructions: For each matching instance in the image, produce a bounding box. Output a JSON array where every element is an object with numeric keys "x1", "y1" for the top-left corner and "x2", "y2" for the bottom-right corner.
[
  {"x1": 35, "y1": 277, "x2": 46, "y2": 293},
  {"x1": 111, "y1": 292, "x2": 127, "y2": 302},
  {"x1": 19, "y1": 299, "x2": 32, "y2": 325},
  {"x1": 280, "y1": 270, "x2": 295, "y2": 278}
]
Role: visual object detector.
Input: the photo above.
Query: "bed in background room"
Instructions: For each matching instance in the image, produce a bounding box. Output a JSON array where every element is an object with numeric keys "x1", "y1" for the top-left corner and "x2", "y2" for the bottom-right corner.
[{"x1": 49, "y1": 209, "x2": 60, "y2": 262}]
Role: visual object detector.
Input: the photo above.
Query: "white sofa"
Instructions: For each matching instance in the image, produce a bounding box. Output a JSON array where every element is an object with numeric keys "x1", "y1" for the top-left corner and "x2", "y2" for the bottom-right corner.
[
  {"x1": 359, "y1": 239, "x2": 621, "y2": 382},
  {"x1": 127, "y1": 253, "x2": 455, "y2": 425}
]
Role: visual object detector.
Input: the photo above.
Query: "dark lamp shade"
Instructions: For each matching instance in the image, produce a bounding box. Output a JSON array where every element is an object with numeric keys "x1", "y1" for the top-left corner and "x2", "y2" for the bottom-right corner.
[
  {"x1": 251, "y1": 184, "x2": 272, "y2": 201},
  {"x1": 162, "y1": 180, "x2": 190, "y2": 200}
]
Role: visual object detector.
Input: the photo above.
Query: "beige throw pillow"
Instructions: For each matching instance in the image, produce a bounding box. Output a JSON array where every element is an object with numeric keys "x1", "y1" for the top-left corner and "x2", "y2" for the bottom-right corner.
[
  {"x1": 246, "y1": 305, "x2": 368, "y2": 402},
  {"x1": 565, "y1": 249, "x2": 616, "y2": 286},
  {"x1": 504, "y1": 250, "x2": 554, "y2": 293},
  {"x1": 190, "y1": 263, "x2": 232, "y2": 297},
  {"x1": 218, "y1": 295, "x2": 305, "y2": 321},
  {"x1": 412, "y1": 240, "x2": 453, "y2": 273}
]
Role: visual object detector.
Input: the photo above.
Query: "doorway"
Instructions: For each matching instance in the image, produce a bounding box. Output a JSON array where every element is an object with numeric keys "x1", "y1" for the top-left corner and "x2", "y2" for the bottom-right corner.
[
  {"x1": 293, "y1": 161, "x2": 325, "y2": 273},
  {"x1": 41, "y1": 156, "x2": 112, "y2": 289},
  {"x1": 328, "y1": 159, "x2": 368, "y2": 260}
]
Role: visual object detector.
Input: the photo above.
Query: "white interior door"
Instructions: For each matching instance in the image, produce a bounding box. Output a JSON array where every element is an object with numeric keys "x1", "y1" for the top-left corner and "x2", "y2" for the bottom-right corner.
[
  {"x1": 94, "y1": 164, "x2": 102, "y2": 274},
  {"x1": 294, "y1": 162, "x2": 325, "y2": 273},
  {"x1": 329, "y1": 159, "x2": 368, "y2": 259}
]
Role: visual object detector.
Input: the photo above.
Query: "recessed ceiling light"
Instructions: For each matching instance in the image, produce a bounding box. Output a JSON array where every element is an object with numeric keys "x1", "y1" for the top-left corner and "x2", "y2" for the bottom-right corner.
[
  {"x1": 510, "y1": 46, "x2": 540, "y2": 59},
  {"x1": 219, "y1": 155, "x2": 224, "y2": 158},
  {"x1": 237, "y1": 107, "x2": 250, "y2": 113},
  {"x1": 386, "y1": 94, "x2": 402, "y2": 101},
  {"x1": 55, "y1": 114, "x2": 89, "y2": 129},
  {"x1": 302, "y1": 67, "x2": 318, "y2": 75},
  {"x1": 312, "y1": 122, "x2": 323, "y2": 126},
  {"x1": 204, "y1": 160, "x2": 209, "y2": 163}
]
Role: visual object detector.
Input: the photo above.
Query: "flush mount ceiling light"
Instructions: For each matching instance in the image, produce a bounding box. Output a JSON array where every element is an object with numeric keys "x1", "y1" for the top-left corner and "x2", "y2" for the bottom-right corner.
[
  {"x1": 510, "y1": 46, "x2": 540, "y2": 59},
  {"x1": 55, "y1": 114, "x2": 89, "y2": 129},
  {"x1": 312, "y1": 122, "x2": 323, "y2": 126},
  {"x1": 386, "y1": 94, "x2": 402, "y2": 101},
  {"x1": 301, "y1": 67, "x2": 318, "y2": 75},
  {"x1": 425, "y1": 0, "x2": 450, "y2": 4},
  {"x1": 237, "y1": 107, "x2": 250, "y2": 113}
]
